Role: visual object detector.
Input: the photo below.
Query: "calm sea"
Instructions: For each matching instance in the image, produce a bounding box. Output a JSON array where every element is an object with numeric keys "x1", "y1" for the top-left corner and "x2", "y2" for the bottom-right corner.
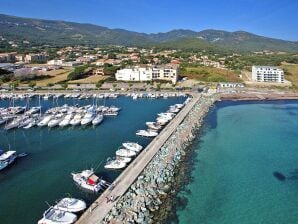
[
  {"x1": 0, "y1": 95, "x2": 185, "y2": 224},
  {"x1": 176, "y1": 100, "x2": 298, "y2": 224}
]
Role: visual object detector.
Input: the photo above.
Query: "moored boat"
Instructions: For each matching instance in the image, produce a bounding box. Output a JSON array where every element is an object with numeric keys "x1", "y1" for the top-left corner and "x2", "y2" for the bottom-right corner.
[
  {"x1": 37, "y1": 206, "x2": 77, "y2": 224},
  {"x1": 0, "y1": 150, "x2": 17, "y2": 171},
  {"x1": 54, "y1": 198, "x2": 86, "y2": 213},
  {"x1": 122, "y1": 142, "x2": 143, "y2": 152}
]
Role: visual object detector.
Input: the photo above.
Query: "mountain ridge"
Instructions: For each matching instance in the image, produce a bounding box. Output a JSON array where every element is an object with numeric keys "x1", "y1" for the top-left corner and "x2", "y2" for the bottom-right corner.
[{"x1": 0, "y1": 13, "x2": 298, "y2": 52}]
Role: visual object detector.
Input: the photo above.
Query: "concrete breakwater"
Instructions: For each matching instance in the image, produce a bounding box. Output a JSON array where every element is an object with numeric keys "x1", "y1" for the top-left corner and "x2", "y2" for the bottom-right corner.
[{"x1": 102, "y1": 94, "x2": 217, "y2": 223}]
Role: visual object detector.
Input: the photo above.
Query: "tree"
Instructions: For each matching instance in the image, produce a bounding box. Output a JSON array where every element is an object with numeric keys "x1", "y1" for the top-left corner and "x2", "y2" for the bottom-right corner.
[
  {"x1": 67, "y1": 66, "x2": 88, "y2": 80},
  {"x1": 96, "y1": 80, "x2": 104, "y2": 89},
  {"x1": 156, "y1": 83, "x2": 161, "y2": 91},
  {"x1": 61, "y1": 82, "x2": 68, "y2": 90},
  {"x1": 28, "y1": 81, "x2": 36, "y2": 88}
]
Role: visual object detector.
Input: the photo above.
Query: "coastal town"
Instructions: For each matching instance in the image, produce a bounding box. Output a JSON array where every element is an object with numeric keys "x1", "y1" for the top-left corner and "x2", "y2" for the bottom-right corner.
[{"x1": 1, "y1": 2, "x2": 298, "y2": 224}]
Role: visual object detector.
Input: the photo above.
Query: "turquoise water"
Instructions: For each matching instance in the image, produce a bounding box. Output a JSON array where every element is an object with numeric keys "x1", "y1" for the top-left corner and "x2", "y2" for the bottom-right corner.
[
  {"x1": 177, "y1": 100, "x2": 298, "y2": 224},
  {"x1": 0, "y1": 96, "x2": 185, "y2": 224}
]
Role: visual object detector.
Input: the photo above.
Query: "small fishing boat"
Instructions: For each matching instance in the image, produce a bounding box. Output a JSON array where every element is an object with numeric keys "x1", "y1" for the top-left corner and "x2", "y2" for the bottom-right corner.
[
  {"x1": 71, "y1": 169, "x2": 110, "y2": 193},
  {"x1": 122, "y1": 142, "x2": 143, "y2": 152},
  {"x1": 54, "y1": 198, "x2": 86, "y2": 213},
  {"x1": 0, "y1": 151, "x2": 17, "y2": 171},
  {"x1": 116, "y1": 148, "x2": 137, "y2": 157},
  {"x1": 37, "y1": 206, "x2": 77, "y2": 224}
]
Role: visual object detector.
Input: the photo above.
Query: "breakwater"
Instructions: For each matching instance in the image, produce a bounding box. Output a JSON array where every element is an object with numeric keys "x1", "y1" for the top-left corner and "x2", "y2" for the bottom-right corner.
[{"x1": 101, "y1": 94, "x2": 217, "y2": 223}]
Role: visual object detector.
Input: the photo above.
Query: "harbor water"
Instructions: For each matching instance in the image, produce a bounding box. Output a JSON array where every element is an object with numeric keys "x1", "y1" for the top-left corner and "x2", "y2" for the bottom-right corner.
[
  {"x1": 0, "y1": 95, "x2": 185, "y2": 224},
  {"x1": 175, "y1": 100, "x2": 298, "y2": 224}
]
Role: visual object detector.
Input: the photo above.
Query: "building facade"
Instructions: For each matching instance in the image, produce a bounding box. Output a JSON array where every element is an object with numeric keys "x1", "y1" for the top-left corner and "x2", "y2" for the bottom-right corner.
[
  {"x1": 252, "y1": 66, "x2": 284, "y2": 83},
  {"x1": 115, "y1": 65, "x2": 178, "y2": 84},
  {"x1": 25, "y1": 54, "x2": 47, "y2": 63}
]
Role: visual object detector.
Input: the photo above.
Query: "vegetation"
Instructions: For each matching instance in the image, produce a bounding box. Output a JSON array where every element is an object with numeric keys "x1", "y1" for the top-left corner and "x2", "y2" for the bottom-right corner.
[{"x1": 67, "y1": 65, "x2": 89, "y2": 80}]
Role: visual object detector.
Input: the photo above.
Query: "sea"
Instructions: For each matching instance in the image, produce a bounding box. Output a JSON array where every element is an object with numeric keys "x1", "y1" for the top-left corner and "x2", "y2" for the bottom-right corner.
[
  {"x1": 0, "y1": 95, "x2": 185, "y2": 224},
  {"x1": 175, "y1": 100, "x2": 298, "y2": 224}
]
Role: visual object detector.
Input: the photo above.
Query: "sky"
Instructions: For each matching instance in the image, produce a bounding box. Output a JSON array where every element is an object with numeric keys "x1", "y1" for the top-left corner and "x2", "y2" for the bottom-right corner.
[{"x1": 0, "y1": 0, "x2": 297, "y2": 41}]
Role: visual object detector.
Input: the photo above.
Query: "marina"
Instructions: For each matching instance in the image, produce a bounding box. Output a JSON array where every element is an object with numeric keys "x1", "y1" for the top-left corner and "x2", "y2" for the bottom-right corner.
[{"x1": 0, "y1": 93, "x2": 186, "y2": 224}]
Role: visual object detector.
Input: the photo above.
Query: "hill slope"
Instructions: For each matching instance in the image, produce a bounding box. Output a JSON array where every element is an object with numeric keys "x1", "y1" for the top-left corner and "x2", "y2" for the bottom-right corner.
[{"x1": 1, "y1": 14, "x2": 298, "y2": 52}]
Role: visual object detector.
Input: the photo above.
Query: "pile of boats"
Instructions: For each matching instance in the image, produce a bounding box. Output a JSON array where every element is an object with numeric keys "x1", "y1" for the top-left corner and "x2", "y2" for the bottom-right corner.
[
  {"x1": 136, "y1": 103, "x2": 185, "y2": 137},
  {"x1": 38, "y1": 197, "x2": 87, "y2": 224},
  {"x1": 0, "y1": 104, "x2": 121, "y2": 130},
  {"x1": 104, "y1": 142, "x2": 143, "y2": 170}
]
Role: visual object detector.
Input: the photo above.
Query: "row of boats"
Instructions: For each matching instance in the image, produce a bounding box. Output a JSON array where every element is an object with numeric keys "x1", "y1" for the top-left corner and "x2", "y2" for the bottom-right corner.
[
  {"x1": 135, "y1": 103, "x2": 186, "y2": 137},
  {"x1": 1, "y1": 104, "x2": 120, "y2": 130},
  {"x1": 0, "y1": 92, "x2": 186, "y2": 100}
]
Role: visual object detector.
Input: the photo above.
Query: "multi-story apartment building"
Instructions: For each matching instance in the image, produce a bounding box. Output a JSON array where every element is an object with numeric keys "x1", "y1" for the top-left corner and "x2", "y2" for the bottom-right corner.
[
  {"x1": 115, "y1": 64, "x2": 178, "y2": 84},
  {"x1": 0, "y1": 52, "x2": 16, "y2": 63},
  {"x1": 252, "y1": 66, "x2": 284, "y2": 83},
  {"x1": 25, "y1": 53, "x2": 47, "y2": 63}
]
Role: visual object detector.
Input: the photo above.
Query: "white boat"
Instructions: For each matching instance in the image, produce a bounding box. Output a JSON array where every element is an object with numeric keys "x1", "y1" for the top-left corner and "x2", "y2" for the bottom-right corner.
[
  {"x1": 23, "y1": 119, "x2": 37, "y2": 129},
  {"x1": 4, "y1": 117, "x2": 23, "y2": 130},
  {"x1": 122, "y1": 142, "x2": 143, "y2": 152},
  {"x1": 115, "y1": 148, "x2": 137, "y2": 157},
  {"x1": 48, "y1": 115, "x2": 63, "y2": 128},
  {"x1": 104, "y1": 159, "x2": 127, "y2": 170},
  {"x1": 136, "y1": 129, "x2": 158, "y2": 137},
  {"x1": 146, "y1": 122, "x2": 162, "y2": 130},
  {"x1": 54, "y1": 198, "x2": 86, "y2": 213},
  {"x1": 25, "y1": 106, "x2": 41, "y2": 115},
  {"x1": 71, "y1": 169, "x2": 110, "y2": 193},
  {"x1": 0, "y1": 151, "x2": 17, "y2": 171},
  {"x1": 81, "y1": 112, "x2": 95, "y2": 126},
  {"x1": 92, "y1": 114, "x2": 103, "y2": 126},
  {"x1": 59, "y1": 114, "x2": 73, "y2": 127},
  {"x1": 116, "y1": 156, "x2": 132, "y2": 163},
  {"x1": 70, "y1": 114, "x2": 82, "y2": 126},
  {"x1": 38, "y1": 115, "x2": 53, "y2": 127},
  {"x1": 37, "y1": 207, "x2": 77, "y2": 224}
]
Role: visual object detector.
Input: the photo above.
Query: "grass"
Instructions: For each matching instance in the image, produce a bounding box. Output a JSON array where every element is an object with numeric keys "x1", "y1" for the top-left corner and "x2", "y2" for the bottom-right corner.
[
  {"x1": 181, "y1": 66, "x2": 242, "y2": 83},
  {"x1": 280, "y1": 63, "x2": 298, "y2": 89},
  {"x1": 68, "y1": 75, "x2": 107, "y2": 84},
  {"x1": 35, "y1": 69, "x2": 72, "y2": 86}
]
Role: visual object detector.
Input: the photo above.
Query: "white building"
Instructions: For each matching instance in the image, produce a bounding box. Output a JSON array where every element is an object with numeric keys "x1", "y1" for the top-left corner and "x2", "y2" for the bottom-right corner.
[
  {"x1": 115, "y1": 65, "x2": 178, "y2": 84},
  {"x1": 252, "y1": 66, "x2": 284, "y2": 83}
]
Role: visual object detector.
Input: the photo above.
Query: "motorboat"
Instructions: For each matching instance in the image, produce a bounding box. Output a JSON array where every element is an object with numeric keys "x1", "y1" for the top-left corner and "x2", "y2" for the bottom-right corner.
[
  {"x1": 146, "y1": 122, "x2": 162, "y2": 130},
  {"x1": 70, "y1": 114, "x2": 82, "y2": 126},
  {"x1": 122, "y1": 142, "x2": 143, "y2": 152},
  {"x1": 136, "y1": 129, "x2": 158, "y2": 137},
  {"x1": 81, "y1": 112, "x2": 95, "y2": 126},
  {"x1": 0, "y1": 151, "x2": 17, "y2": 171},
  {"x1": 104, "y1": 159, "x2": 127, "y2": 170},
  {"x1": 71, "y1": 169, "x2": 110, "y2": 193},
  {"x1": 37, "y1": 206, "x2": 77, "y2": 224},
  {"x1": 59, "y1": 114, "x2": 73, "y2": 127},
  {"x1": 18, "y1": 117, "x2": 32, "y2": 128},
  {"x1": 92, "y1": 114, "x2": 103, "y2": 126},
  {"x1": 38, "y1": 115, "x2": 53, "y2": 127},
  {"x1": 116, "y1": 156, "x2": 132, "y2": 163},
  {"x1": 54, "y1": 198, "x2": 86, "y2": 213},
  {"x1": 116, "y1": 148, "x2": 137, "y2": 157},
  {"x1": 23, "y1": 118, "x2": 38, "y2": 129}
]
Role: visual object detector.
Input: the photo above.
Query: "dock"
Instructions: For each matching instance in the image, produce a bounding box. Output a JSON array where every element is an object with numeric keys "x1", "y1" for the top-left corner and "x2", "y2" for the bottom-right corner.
[{"x1": 77, "y1": 93, "x2": 200, "y2": 224}]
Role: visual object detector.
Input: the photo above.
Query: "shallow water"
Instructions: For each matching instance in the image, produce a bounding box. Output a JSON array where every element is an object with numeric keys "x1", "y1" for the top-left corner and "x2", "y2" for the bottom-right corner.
[
  {"x1": 0, "y1": 96, "x2": 185, "y2": 224},
  {"x1": 176, "y1": 100, "x2": 298, "y2": 224}
]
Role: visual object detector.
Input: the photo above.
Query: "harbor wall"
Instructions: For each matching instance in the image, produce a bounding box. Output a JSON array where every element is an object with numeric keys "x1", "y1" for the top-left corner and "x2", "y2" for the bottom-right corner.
[{"x1": 101, "y1": 94, "x2": 217, "y2": 223}]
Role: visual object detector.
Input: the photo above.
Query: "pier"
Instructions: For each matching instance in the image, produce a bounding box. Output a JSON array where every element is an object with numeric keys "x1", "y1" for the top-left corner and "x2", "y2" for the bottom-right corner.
[{"x1": 77, "y1": 93, "x2": 201, "y2": 224}]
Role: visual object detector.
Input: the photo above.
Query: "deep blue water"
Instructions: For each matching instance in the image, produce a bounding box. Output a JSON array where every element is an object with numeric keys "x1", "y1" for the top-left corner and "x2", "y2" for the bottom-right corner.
[
  {"x1": 177, "y1": 100, "x2": 298, "y2": 224},
  {"x1": 0, "y1": 96, "x2": 185, "y2": 224}
]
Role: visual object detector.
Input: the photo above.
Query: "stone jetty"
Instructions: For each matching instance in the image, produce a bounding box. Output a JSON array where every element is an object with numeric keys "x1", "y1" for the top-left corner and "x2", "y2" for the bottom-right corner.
[{"x1": 77, "y1": 93, "x2": 217, "y2": 224}]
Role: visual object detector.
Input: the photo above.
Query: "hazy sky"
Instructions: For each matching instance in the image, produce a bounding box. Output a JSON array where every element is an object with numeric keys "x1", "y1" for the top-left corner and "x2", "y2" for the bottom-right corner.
[{"x1": 0, "y1": 0, "x2": 297, "y2": 41}]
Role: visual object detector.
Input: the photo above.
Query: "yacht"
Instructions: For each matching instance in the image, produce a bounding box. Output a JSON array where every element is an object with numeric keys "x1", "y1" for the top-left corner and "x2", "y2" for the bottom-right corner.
[
  {"x1": 115, "y1": 148, "x2": 137, "y2": 157},
  {"x1": 122, "y1": 142, "x2": 143, "y2": 152},
  {"x1": 92, "y1": 114, "x2": 104, "y2": 126},
  {"x1": 0, "y1": 151, "x2": 17, "y2": 171},
  {"x1": 104, "y1": 159, "x2": 127, "y2": 170},
  {"x1": 70, "y1": 114, "x2": 82, "y2": 126},
  {"x1": 71, "y1": 169, "x2": 110, "y2": 193},
  {"x1": 25, "y1": 106, "x2": 41, "y2": 115},
  {"x1": 23, "y1": 118, "x2": 38, "y2": 129},
  {"x1": 38, "y1": 207, "x2": 77, "y2": 224},
  {"x1": 59, "y1": 114, "x2": 73, "y2": 127},
  {"x1": 116, "y1": 156, "x2": 132, "y2": 163},
  {"x1": 4, "y1": 116, "x2": 23, "y2": 130},
  {"x1": 81, "y1": 112, "x2": 95, "y2": 126},
  {"x1": 146, "y1": 122, "x2": 162, "y2": 130},
  {"x1": 38, "y1": 115, "x2": 53, "y2": 127},
  {"x1": 54, "y1": 198, "x2": 86, "y2": 213},
  {"x1": 136, "y1": 129, "x2": 158, "y2": 137}
]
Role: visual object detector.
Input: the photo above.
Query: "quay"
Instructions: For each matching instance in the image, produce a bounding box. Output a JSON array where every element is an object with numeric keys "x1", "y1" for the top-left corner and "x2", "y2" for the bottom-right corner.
[{"x1": 77, "y1": 93, "x2": 201, "y2": 224}]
